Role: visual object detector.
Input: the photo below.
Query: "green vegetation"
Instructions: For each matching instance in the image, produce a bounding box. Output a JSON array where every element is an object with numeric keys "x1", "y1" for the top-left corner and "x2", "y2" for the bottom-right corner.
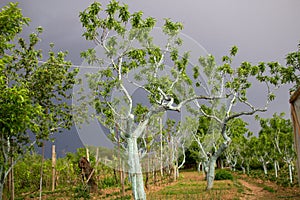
[
  {"x1": 215, "y1": 170, "x2": 233, "y2": 181},
  {"x1": 1, "y1": 1, "x2": 300, "y2": 199}
]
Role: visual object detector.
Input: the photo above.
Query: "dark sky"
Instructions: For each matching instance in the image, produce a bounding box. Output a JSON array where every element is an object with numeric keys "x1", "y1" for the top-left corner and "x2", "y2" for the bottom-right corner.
[{"x1": 1, "y1": 0, "x2": 300, "y2": 156}]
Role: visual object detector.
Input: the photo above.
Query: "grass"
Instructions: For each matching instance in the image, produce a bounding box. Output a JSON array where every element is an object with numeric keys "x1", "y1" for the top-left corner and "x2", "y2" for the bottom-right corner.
[
  {"x1": 263, "y1": 185, "x2": 276, "y2": 193},
  {"x1": 147, "y1": 171, "x2": 242, "y2": 200}
]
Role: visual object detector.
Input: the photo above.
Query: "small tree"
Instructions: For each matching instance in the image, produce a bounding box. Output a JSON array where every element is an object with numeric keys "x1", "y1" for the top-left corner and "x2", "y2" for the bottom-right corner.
[
  {"x1": 224, "y1": 118, "x2": 250, "y2": 171},
  {"x1": 77, "y1": 1, "x2": 207, "y2": 198},
  {"x1": 282, "y1": 42, "x2": 300, "y2": 91},
  {"x1": 191, "y1": 47, "x2": 282, "y2": 190},
  {"x1": 0, "y1": 3, "x2": 78, "y2": 197},
  {"x1": 258, "y1": 113, "x2": 295, "y2": 182}
]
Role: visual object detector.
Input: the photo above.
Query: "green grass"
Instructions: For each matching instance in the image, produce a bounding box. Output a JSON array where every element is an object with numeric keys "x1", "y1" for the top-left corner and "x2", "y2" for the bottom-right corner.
[
  {"x1": 263, "y1": 185, "x2": 276, "y2": 193},
  {"x1": 147, "y1": 171, "x2": 241, "y2": 200}
]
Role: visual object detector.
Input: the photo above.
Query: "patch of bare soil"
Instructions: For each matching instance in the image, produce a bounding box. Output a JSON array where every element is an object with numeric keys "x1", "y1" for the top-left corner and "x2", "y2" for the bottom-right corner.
[
  {"x1": 238, "y1": 179, "x2": 266, "y2": 200},
  {"x1": 237, "y1": 174, "x2": 300, "y2": 200}
]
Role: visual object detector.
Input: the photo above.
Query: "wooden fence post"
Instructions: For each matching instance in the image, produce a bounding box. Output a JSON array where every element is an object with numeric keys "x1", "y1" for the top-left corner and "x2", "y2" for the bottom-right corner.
[
  {"x1": 52, "y1": 145, "x2": 56, "y2": 192},
  {"x1": 86, "y1": 148, "x2": 90, "y2": 162}
]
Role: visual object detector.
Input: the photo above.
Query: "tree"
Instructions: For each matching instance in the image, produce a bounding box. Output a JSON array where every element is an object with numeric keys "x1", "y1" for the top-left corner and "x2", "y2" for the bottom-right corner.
[
  {"x1": 191, "y1": 47, "x2": 282, "y2": 190},
  {"x1": 224, "y1": 118, "x2": 250, "y2": 172},
  {"x1": 77, "y1": 1, "x2": 284, "y2": 196},
  {"x1": 77, "y1": 1, "x2": 204, "y2": 199},
  {"x1": 0, "y1": 3, "x2": 78, "y2": 198},
  {"x1": 282, "y1": 42, "x2": 300, "y2": 91},
  {"x1": 258, "y1": 113, "x2": 295, "y2": 183}
]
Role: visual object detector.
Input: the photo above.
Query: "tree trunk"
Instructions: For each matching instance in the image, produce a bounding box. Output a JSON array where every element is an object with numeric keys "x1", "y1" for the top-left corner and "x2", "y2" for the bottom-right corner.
[
  {"x1": 206, "y1": 156, "x2": 217, "y2": 190},
  {"x1": 197, "y1": 162, "x2": 201, "y2": 173},
  {"x1": 274, "y1": 161, "x2": 278, "y2": 178},
  {"x1": 289, "y1": 163, "x2": 293, "y2": 184},
  {"x1": 52, "y1": 145, "x2": 56, "y2": 192},
  {"x1": 220, "y1": 159, "x2": 224, "y2": 169},
  {"x1": 120, "y1": 161, "x2": 125, "y2": 196},
  {"x1": 0, "y1": 164, "x2": 7, "y2": 200},
  {"x1": 0, "y1": 182, "x2": 4, "y2": 200},
  {"x1": 0, "y1": 147, "x2": 12, "y2": 199},
  {"x1": 39, "y1": 142, "x2": 45, "y2": 200},
  {"x1": 241, "y1": 166, "x2": 246, "y2": 174},
  {"x1": 206, "y1": 134, "x2": 231, "y2": 190},
  {"x1": 128, "y1": 136, "x2": 146, "y2": 200},
  {"x1": 203, "y1": 160, "x2": 209, "y2": 180},
  {"x1": 173, "y1": 165, "x2": 177, "y2": 181},
  {"x1": 263, "y1": 163, "x2": 268, "y2": 175},
  {"x1": 160, "y1": 118, "x2": 163, "y2": 178}
]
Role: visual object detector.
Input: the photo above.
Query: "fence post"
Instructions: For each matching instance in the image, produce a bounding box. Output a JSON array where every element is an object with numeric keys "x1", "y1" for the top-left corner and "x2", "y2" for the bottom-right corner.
[
  {"x1": 52, "y1": 145, "x2": 56, "y2": 191},
  {"x1": 86, "y1": 148, "x2": 90, "y2": 162}
]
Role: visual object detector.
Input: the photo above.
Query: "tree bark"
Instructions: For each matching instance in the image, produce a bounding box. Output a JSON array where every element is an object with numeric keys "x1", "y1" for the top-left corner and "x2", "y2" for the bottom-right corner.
[
  {"x1": 274, "y1": 161, "x2": 278, "y2": 178},
  {"x1": 0, "y1": 183, "x2": 4, "y2": 200},
  {"x1": 263, "y1": 163, "x2": 268, "y2": 175},
  {"x1": 206, "y1": 136, "x2": 231, "y2": 190},
  {"x1": 206, "y1": 156, "x2": 217, "y2": 190},
  {"x1": 289, "y1": 163, "x2": 293, "y2": 184},
  {"x1": 128, "y1": 136, "x2": 146, "y2": 200},
  {"x1": 39, "y1": 142, "x2": 45, "y2": 200}
]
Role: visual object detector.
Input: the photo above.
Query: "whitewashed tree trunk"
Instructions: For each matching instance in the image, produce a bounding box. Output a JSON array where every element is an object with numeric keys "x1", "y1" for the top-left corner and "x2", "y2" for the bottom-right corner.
[
  {"x1": 197, "y1": 162, "x2": 201, "y2": 173},
  {"x1": 288, "y1": 163, "x2": 293, "y2": 184},
  {"x1": 206, "y1": 156, "x2": 217, "y2": 190},
  {"x1": 274, "y1": 161, "x2": 278, "y2": 178},
  {"x1": 160, "y1": 118, "x2": 163, "y2": 178},
  {"x1": 206, "y1": 134, "x2": 231, "y2": 190},
  {"x1": 220, "y1": 159, "x2": 224, "y2": 169},
  {"x1": 263, "y1": 162, "x2": 268, "y2": 175},
  {"x1": 128, "y1": 136, "x2": 146, "y2": 200},
  {"x1": 241, "y1": 166, "x2": 246, "y2": 174}
]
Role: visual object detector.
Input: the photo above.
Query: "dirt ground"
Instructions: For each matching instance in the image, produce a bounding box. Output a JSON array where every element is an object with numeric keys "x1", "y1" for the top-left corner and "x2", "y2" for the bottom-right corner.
[
  {"x1": 146, "y1": 171, "x2": 300, "y2": 200},
  {"x1": 21, "y1": 171, "x2": 300, "y2": 199},
  {"x1": 236, "y1": 174, "x2": 300, "y2": 200}
]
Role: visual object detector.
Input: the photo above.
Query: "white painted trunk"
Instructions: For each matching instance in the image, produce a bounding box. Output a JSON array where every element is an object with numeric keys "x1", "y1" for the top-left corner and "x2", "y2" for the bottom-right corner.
[
  {"x1": 206, "y1": 156, "x2": 217, "y2": 190},
  {"x1": 127, "y1": 137, "x2": 146, "y2": 200},
  {"x1": 241, "y1": 166, "x2": 246, "y2": 174},
  {"x1": 160, "y1": 119, "x2": 163, "y2": 178},
  {"x1": 173, "y1": 165, "x2": 177, "y2": 181},
  {"x1": 274, "y1": 161, "x2": 278, "y2": 178},
  {"x1": 220, "y1": 159, "x2": 224, "y2": 169},
  {"x1": 289, "y1": 164, "x2": 293, "y2": 184},
  {"x1": 197, "y1": 162, "x2": 201, "y2": 173},
  {"x1": 263, "y1": 163, "x2": 268, "y2": 175},
  {"x1": 206, "y1": 132, "x2": 231, "y2": 190}
]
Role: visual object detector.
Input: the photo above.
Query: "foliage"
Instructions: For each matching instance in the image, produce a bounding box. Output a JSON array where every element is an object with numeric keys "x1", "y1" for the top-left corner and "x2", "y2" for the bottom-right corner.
[
  {"x1": 77, "y1": 1, "x2": 201, "y2": 198},
  {"x1": 0, "y1": 2, "x2": 78, "y2": 197},
  {"x1": 215, "y1": 169, "x2": 233, "y2": 181},
  {"x1": 101, "y1": 176, "x2": 118, "y2": 189},
  {"x1": 13, "y1": 153, "x2": 42, "y2": 193},
  {"x1": 281, "y1": 42, "x2": 300, "y2": 91},
  {"x1": 73, "y1": 183, "x2": 91, "y2": 200}
]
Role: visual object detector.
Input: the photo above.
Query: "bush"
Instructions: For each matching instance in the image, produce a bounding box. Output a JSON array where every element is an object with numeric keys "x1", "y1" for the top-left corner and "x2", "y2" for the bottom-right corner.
[
  {"x1": 215, "y1": 170, "x2": 233, "y2": 180},
  {"x1": 73, "y1": 184, "x2": 90, "y2": 200},
  {"x1": 101, "y1": 176, "x2": 117, "y2": 188}
]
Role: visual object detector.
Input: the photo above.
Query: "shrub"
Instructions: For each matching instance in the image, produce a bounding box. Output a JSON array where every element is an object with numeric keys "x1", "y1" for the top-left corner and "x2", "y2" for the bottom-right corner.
[
  {"x1": 101, "y1": 176, "x2": 117, "y2": 188},
  {"x1": 73, "y1": 184, "x2": 90, "y2": 200},
  {"x1": 215, "y1": 170, "x2": 233, "y2": 180}
]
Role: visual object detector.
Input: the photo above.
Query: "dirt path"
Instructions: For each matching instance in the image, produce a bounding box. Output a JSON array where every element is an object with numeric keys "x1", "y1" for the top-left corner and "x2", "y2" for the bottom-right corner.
[
  {"x1": 237, "y1": 176, "x2": 300, "y2": 200},
  {"x1": 238, "y1": 179, "x2": 266, "y2": 200}
]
